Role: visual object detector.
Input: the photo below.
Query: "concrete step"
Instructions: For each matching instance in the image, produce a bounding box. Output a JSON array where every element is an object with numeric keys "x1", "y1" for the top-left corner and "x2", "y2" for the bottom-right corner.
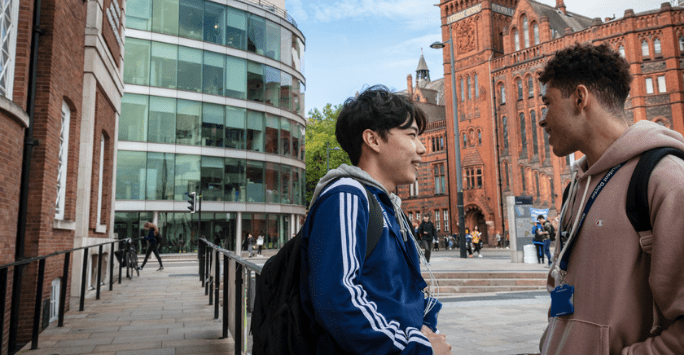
[
  {"x1": 433, "y1": 285, "x2": 547, "y2": 294},
  {"x1": 422, "y1": 271, "x2": 547, "y2": 279},
  {"x1": 423, "y1": 270, "x2": 548, "y2": 295},
  {"x1": 428, "y1": 278, "x2": 546, "y2": 287}
]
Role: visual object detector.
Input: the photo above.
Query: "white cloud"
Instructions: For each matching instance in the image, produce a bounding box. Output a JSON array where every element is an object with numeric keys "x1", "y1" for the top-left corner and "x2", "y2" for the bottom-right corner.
[
  {"x1": 294, "y1": 0, "x2": 440, "y2": 28},
  {"x1": 286, "y1": 0, "x2": 309, "y2": 22}
]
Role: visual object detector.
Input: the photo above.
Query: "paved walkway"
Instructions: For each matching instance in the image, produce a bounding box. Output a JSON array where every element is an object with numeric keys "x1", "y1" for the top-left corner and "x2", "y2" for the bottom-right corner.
[{"x1": 19, "y1": 247, "x2": 551, "y2": 355}]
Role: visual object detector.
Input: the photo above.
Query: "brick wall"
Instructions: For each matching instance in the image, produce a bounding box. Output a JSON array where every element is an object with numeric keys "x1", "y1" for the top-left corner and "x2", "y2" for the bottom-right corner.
[{"x1": 101, "y1": 0, "x2": 123, "y2": 67}]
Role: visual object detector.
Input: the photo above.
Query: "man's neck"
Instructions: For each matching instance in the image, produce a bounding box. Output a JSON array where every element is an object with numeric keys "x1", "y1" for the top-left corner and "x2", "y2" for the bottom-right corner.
[{"x1": 582, "y1": 112, "x2": 628, "y2": 167}]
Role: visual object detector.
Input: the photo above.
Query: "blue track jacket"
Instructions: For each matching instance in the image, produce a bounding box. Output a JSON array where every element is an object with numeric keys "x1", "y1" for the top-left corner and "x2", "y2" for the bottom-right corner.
[{"x1": 300, "y1": 178, "x2": 433, "y2": 354}]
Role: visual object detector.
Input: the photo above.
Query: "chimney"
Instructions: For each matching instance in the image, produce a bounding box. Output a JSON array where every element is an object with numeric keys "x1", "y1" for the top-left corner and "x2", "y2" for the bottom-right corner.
[
  {"x1": 556, "y1": 0, "x2": 567, "y2": 15},
  {"x1": 407, "y1": 74, "x2": 414, "y2": 98}
]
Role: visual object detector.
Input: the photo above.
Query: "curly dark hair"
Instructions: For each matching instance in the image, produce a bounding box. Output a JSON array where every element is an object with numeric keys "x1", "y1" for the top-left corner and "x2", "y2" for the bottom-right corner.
[
  {"x1": 336, "y1": 85, "x2": 427, "y2": 166},
  {"x1": 538, "y1": 43, "x2": 632, "y2": 115}
]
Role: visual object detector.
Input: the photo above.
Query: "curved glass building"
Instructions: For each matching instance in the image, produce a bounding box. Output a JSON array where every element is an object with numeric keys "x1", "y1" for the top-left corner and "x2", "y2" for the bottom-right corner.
[{"x1": 115, "y1": 0, "x2": 305, "y2": 253}]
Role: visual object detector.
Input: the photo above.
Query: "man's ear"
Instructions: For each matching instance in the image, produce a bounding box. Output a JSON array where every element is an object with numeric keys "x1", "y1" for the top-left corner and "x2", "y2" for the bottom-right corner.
[
  {"x1": 575, "y1": 85, "x2": 589, "y2": 111},
  {"x1": 362, "y1": 129, "x2": 382, "y2": 153}
]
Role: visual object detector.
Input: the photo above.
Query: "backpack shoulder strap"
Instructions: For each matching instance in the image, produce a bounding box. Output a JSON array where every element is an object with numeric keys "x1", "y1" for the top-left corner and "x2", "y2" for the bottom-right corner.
[
  {"x1": 626, "y1": 147, "x2": 684, "y2": 232},
  {"x1": 363, "y1": 185, "x2": 384, "y2": 260}
]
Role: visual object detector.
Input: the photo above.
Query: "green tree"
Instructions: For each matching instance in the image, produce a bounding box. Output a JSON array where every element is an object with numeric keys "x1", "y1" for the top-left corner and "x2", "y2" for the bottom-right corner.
[{"x1": 305, "y1": 104, "x2": 351, "y2": 206}]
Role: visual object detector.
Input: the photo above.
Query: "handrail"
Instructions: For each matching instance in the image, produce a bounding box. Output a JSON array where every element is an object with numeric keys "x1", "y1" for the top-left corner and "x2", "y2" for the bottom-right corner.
[
  {"x1": 236, "y1": 0, "x2": 298, "y2": 28},
  {"x1": 198, "y1": 238, "x2": 263, "y2": 355},
  {"x1": 0, "y1": 237, "x2": 143, "y2": 353}
]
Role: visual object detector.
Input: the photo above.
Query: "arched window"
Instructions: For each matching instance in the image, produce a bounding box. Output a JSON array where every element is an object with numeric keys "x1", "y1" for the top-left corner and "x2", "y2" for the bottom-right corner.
[
  {"x1": 533, "y1": 23, "x2": 539, "y2": 45},
  {"x1": 520, "y1": 165, "x2": 526, "y2": 193},
  {"x1": 517, "y1": 79, "x2": 523, "y2": 100},
  {"x1": 680, "y1": 36, "x2": 684, "y2": 52},
  {"x1": 641, "y1": 40, "x2": 649, "y2": 57},
  {"x1": 462, "y1": 133, "x2": 467, "y2": 148},
  {"x1": 523, "y1": 16, "x2": 529, "y2": 48},
  {"x1": 514, "y1": 29, "x2": 520, "y2": 51},
  {"x1": 460, "y1": 77, "x2": 465, "y2": 101},
  {"x1": 535, "y1": 171, "x2": 540, "y2": 199},
  {"x1": 502, "y1": 116, "x2": 509, "y2": 150},
  {"x1": 619, "y1": 45, "x2": 625, "y2": 58},
  {"x1": 531, "y1": 110, "x2": 538, "y2": 156},
  {"x1": 440, "y1": 136, "x2": 444, "y2": 150},
  {"x1": 478, "y1": 130, "x2": 482, "y2": 145},
  {"x1": 474, "y1": 74, "x2": 479, "y2": 98},
  {"x1": 467, "y1": 75, "x2": 472, "y2": 100},
  {"x1": 500, "y1": 85, "x2": 506, "y2": 104},
  {"x1": 432, "y1": 137, "x2": 436, "y2": 152},
  {"x1": 654, "y1": 38, "x2": 661, "y2": 55},
  {"x1": 527, "y1": 76, "x2": 534, "y2": 98},
  {"x1": 519, "y1": 112, "x2": 527, "y2": 152},
  {"x1": 503, "y1": 162, "x2": 509, "y2": 189}
]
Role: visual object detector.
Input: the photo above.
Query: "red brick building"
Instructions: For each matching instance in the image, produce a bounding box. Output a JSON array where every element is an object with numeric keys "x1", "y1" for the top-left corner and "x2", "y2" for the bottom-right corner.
[
  {"x1": 0, "y1": 0, "x2": 123, "y2": 352},
  {"x1": 398, "y1": 55, "x2": 452, "y2": 241},
  {"x1": 435, "y1": 0, "x2": 684, "y2": 244}
]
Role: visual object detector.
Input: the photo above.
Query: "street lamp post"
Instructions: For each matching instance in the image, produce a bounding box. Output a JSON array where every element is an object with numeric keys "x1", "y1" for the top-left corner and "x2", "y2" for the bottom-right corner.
[
  {"x1": 431, "y1": 27, "x2": 468, "y2": 258},
  {"x1": 326, "y1": 141, "x2": 341, "y2": 172}
]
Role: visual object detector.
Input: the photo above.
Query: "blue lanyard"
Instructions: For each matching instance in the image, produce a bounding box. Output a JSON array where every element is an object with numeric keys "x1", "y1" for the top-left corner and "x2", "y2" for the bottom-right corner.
[{"x1": 559, "y1": 162, "x2": 625, "y2": 272}]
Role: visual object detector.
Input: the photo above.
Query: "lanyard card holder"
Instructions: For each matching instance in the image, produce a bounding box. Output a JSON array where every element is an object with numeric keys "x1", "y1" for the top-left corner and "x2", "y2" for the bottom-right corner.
[{"x1": 550, "y1": 284, "x2": 574, "y2": 317}]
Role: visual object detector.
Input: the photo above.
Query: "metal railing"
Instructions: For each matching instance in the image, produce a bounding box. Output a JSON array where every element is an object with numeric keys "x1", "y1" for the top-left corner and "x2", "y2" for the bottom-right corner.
[
  {"x1": 0, "y1": 237, "x2": 141, "y2": 354},
  {"x1": 198, "y1": 238, "x2": 262, "y2": 355},
  {"x1": 237, "y1": 0, "x2": 298, "y2": 28}
]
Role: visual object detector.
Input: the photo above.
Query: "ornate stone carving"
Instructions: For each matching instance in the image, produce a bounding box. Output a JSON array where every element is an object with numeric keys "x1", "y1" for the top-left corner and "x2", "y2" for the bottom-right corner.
[{"x1": 457, "y1": 21, "x2": 477, "y2": 53}]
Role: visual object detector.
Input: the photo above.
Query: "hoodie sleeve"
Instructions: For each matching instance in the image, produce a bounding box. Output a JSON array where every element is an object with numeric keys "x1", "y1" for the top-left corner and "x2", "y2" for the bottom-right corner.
[
  {"x1": 622, "y1": 157, "x2": 684, "y2": 354},
  {"x1": 306, "y1": 189, "x2": 433, "y2": 355}
]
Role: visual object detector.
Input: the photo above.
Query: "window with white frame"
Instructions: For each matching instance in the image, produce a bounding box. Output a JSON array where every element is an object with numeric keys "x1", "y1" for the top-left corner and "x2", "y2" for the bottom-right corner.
[
  {"x1": 435, "y1": 210, "x2": 440, "y2": 231},
  {"x1": 96, "y1": 134, "x2": 105, "y2": 227},
  {"x1": 533, "y1": 23, "x2": 539, "y2": 45},
  {"x1": 619, "y1": 45, "x2": 625, "y2": 58},
  {"x1": 409, "y1": 179, "x2": 419, "y2": 197},
  {"x1": 645, "y1": 78, "x2": 654, "y2": 94},
  {"x1": 641, "y1": 40, "x2": 649, "y2": 57},
  {"x1": 680, "y1": 36, "x2": 684, "y2": 52},
  {"x1": 443, "y1": 210, "x2": 449, "y2": 232},
  {"x1": 408, "y1": 212, "x2": 413, "y2": 221},
  {"x1": 657, "y1": 76, "x2": 666, "y2": 93},
  {"x1": 50, "y1": 278, "x2": 61, "y2": 323},
  {"x1": 55, "y1": 102, "x2": 71, "y2": 220},
  {"x1": 416, "y1": 212, "x2": 421, "y2": 221},
  {"x1": 514, "y1": 30, "x2": 520, "y2": 51},
  {"x1": 500, "y1": 85, "x2": 506, "y2": 104},
  {"x1": 654, "y1": 38, "x2": 661, "y2": 55},
  {"x1": 0, "y1": 0, "x2": 19, "y2": 99},
  {"x1": 523, "y1": 17, "x2": 529, "y2": 48}
]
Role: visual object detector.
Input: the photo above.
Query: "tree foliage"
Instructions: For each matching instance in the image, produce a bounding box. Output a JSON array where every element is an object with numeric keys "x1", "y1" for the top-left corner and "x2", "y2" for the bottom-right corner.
[{"x1": 304, "y1": 104, "x2": 351, "y2": 206}]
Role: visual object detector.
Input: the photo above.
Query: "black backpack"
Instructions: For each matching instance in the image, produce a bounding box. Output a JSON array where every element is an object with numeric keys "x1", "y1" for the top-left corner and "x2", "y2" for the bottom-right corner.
[
  {"x1": 250, "y1": 185, "x2": 385, "y2": 355},
  {"x1": 562, "y1": 147, "x2": 684, "y2": 234}
]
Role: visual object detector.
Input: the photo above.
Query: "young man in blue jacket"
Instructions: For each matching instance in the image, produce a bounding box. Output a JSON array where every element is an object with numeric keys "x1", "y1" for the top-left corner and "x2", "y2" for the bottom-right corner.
[{"x1": 300, "y1": 85, "x2": 452, "y2": 354}]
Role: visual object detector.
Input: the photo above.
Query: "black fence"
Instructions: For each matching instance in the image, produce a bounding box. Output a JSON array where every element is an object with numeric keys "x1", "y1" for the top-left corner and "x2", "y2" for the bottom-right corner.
[
  {"x1": 198, "y1": 238, "x2": 262, "y2": 354},
  {"x1": 0, "y1": 238, "x2": 140, "y2": 354}
]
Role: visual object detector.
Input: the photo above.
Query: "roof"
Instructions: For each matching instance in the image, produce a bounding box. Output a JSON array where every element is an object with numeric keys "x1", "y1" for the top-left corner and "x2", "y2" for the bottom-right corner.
[
  {"x1": 463, "y1": 149, "x2": 484, "y2": 166},
  {"x1": 416, "y1": 54, "x2": 429, "y2": 72},
  {"x1": 529, "y1": 0, "x2": 594, "y2": 36},
  {"x1": 416, "y1": 102, "x2": 446, "y2": 123}
]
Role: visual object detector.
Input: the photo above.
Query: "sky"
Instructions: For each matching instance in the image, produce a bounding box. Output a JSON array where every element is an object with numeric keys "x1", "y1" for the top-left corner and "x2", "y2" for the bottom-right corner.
[{"x1": 285, "y1": 0, "x2": 657, "y2": 115}]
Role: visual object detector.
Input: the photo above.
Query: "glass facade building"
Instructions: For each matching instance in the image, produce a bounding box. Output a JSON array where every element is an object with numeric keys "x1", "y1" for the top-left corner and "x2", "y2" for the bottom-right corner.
[{"x1": 116, "y1": 0, "x2": 305, "y2": 253}]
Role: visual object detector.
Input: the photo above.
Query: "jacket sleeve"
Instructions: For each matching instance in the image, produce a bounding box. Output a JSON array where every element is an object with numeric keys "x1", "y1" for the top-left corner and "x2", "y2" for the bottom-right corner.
[
  {"x1": 622, "y1": 158, "x2": 684, "y2": 354},
  {"x1": 306, "y1": 190, "x2": 433, "y2": 355}
]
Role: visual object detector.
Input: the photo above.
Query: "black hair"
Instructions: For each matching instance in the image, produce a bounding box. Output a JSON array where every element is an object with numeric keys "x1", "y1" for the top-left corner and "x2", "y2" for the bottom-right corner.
[
  {"x1": 336, "y1": 85, "x2": 427, "y2": 166},
  {"x1": 539, "y1": 43, "x2": 632, "y2": 115},
  {"x1": 537, "y1": 215, "x2": 545, "y2": 220}
]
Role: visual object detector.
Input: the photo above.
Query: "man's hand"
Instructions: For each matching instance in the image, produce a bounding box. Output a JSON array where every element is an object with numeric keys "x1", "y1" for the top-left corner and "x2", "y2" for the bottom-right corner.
[{"x1": 421, "y1": 325, "x2": 452, "y2": 355}]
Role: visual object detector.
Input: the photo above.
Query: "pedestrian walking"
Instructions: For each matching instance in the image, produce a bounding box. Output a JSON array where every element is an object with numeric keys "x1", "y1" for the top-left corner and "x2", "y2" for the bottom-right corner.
[
  {"x1": 140, "y1": 222, "x2": 163, "y2": 271},
  {"x1": 247, "y1": 233, "x2": 255, "y2": 257},
  {"x1": 417, "y1": 215, "x2": 436, "y2": 263},
  {"x1": 472, "y1": 226, "x2": 483, "y2": 257},
  {"x1": 465, "y1": 228, "x2": 473, "y2": 257},
  {"x1": 256, "y1": 231, "x2": 264, "y2": 256},
  {"x1": 542, "y1": 217, "x2": 554, "y2": 267},
  {"x1": 532, "y1": 216, "x2": 546, "y2": 264}
]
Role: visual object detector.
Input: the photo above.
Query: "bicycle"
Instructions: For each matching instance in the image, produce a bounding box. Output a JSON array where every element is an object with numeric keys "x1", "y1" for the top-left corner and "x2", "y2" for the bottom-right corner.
[{"x1": 121, "y1": 238, "x2": 139, "y2": 279}]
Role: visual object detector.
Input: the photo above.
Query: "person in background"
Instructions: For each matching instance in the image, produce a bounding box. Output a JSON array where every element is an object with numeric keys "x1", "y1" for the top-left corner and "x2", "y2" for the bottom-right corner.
[
  {"x1": 471, "y1": 226, "x2": 482, "y2": 258},
  {"x1": 256, "y1": 231, "x2": 265, "y2": 256},
  {"x1": 140, "y1": 222, "x2": 163, "y2": 271},
  {"x1": 533, "y1": 215, "x2": 547, "y2": 264},
  {"x1": 247, "y1": 233, "x2": 255, "y2": 258},
  {"x1": 465, "y1": 228, "x2": 473, "y2": 257},
  {"x1": 417, "y1": 215, "x2": 436, "y2": 263}
]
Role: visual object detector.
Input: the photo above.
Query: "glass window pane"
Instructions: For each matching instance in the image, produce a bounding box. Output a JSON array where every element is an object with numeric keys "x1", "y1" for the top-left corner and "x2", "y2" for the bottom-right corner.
[
  {"x1": 116, "y1": 151, "x2": 147, "y2": 200},
  {"x1": 152, "y1": 0, "x2": 179, "y2": 36},
  {"x1": 150, "y1": 42, "x2": 177, "y2": 89},
  {"x1": 248, "y1": 14, "x2": 265, "y2": 55},
  {"x1": 265, "y1": 20, "x2": 280, "y2": 61},
  {"x1": 292, "y1": 36, "x2": 304, "y2": 72},
  {"x1": 533, "y1": 24, "x2": 539, "y2": 45},
  {"x1": 202, "y1": 102, "x2": 224, "y2": 147},
  {"x1": 246, "y1": 110, "x2": 264, "y2": 152},
  {"x1": 174, "y1": 154, "x2": 200, "y2": 200},
  {"x1": 645, "y1": 78, "x2": 654, "y2": 94},
  {"x1": 179, "y1": 0, "x2": 203, "y2": 41},
  {"x1": 225, "y1": 56, "x2": 246, "y2": 99},
  {"x1": 203, "y1": 51, "x2": 225, "y2": 95},
  {"x1": 292, "y1": 168, "x2": 300, "y2": 205},
  {"x1": 642, "y1": 41, "x2": 649, "y2": 57},
  {"x1": 265, "y1": 162, "x2": 279, "y2": 203},
  {"x1": 280, "y1": 72, "x2": 292, "y2": 110},
  {"x1": 226, "y1": 6, "x2": 247, "y2": 50},
  {"x1": 280, "y1": 165, "x2": 291, "y2": 204},
  {"x1": 224, "y1": 158, "x2": 245, "y2": 202},
  {"x1": 280, "y1": 118, "x2": 290, "y2": 156},
  {"x1": 531, "y1": 110, "x2": 538, "y2": 156},
  {"x1": 264, "y1": 114, "x2": 279, "y2": 154},
  {"x1": 657, "y1": 76, "x2": 666, "y2": 93},
  {"x1": 520, "y1": 112, "x2": 527, "y2": 150},
  {"x1": 225, "y1": 106, "x2": 245, "y2": 149},
  {"x1": 264, "y1": 66, "x2": 280, "y2": 106},
  {"x1": 297, "y1": 81, "x2": 305, "y2": 116},
  {"x1": 281, "y1": 27, "x2": 292, "y2": 67},
  {"x1": 178, "y1": 46, "x2": 202, "y2": 93},
  {"x1": 176, "y1": 99, "x2": 201, "y2": 145},
  {"x1": 201, "y1": 156, "x2": 224, "y2": 201},
  {"x1": 149, "y1": 96, "x2": 176, "y2": 143},
  {"x1": 123, "y1": 38, "x2": 150, "y2": 86},
  {"x1": 203, "y1": 1, "x2": 225, "y2": 45},
  {"x1": 146, "y1": 152, "x2": 175, "y2": 200},
  {"x1": 246, "y1": 160, "x2": 264, "y2": 203},
  {"x1": 126, "y1": 0, "x2": 152, "y2": 31},
  {"x1": 291, "y1": 123, "x2": 300, "y2": 158},
  {"x1": 247, "y1": 61, "x2": 264, "y2": 102},
  {"x1": 119, "y1": 94, "x2": 148, "y2": 142}
]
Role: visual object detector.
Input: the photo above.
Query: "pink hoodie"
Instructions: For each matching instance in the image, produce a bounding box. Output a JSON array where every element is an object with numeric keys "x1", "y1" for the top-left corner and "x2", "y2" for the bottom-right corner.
[{"x1": 541, "y1": 121, "x2": 684, "y2": 355}]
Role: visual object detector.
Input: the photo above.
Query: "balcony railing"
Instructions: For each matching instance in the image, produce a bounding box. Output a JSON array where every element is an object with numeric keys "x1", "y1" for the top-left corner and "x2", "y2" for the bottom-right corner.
[{"x1": 237, "y1": 0, "x2": 298, "y2": 28}]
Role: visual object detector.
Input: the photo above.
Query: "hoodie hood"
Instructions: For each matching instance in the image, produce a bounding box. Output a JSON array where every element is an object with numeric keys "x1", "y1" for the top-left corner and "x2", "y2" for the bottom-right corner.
[
  {"x1": 577, "y1": 120, "x2": 684, "y2": 178},
  {"x1": 310, "y1": 164, "x2": 409, "y2": 241}
]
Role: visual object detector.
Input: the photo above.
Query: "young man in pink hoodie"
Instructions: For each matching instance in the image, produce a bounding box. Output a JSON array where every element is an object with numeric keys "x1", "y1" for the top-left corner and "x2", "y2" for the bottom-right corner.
[{"x1": 538, "y1": 43, "x2": 684, "y2": 354}]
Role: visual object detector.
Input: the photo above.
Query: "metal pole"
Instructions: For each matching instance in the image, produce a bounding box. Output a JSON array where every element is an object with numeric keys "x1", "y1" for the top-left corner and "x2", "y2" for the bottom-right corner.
[
  {"x1": 0, "y1": 268, "x2": 7, "y2": 349},
  {"x1": 31, "y1": 259, "x2": 45, "y2": 349},
  {"x1": 445, "y1": 28, "x2": 468, "y2": 259},
  {"x1": 79, "y1": 248, "x2": 88, "y2": 311},
  {"x1": 118, "y1": 241, "x2": 122, "y2": 284},
  {"x1": 9, "y1": 263, "x2": 24, "y2": 353},
  {"x1": 109, "y1": 243, "x2": 114, "y2": 291},
  {"x1": 58, "y1": 252, "x2": 70, "y2": 327},
  {"x1": 96, "y1": 245, "x2": 103, "y2": 300},
  {"x1": 235, "y1": 263, "x2": 243, "y2": 354},
  {"x1": 214, "y1": 250, "x2": 220, "y2": 319},
  {"x1": 199, "y1": 241, "x2": 205, "y2": 285},
  {"x1": 222, "y1": 255, "x2": 229, "y2": 339}
]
